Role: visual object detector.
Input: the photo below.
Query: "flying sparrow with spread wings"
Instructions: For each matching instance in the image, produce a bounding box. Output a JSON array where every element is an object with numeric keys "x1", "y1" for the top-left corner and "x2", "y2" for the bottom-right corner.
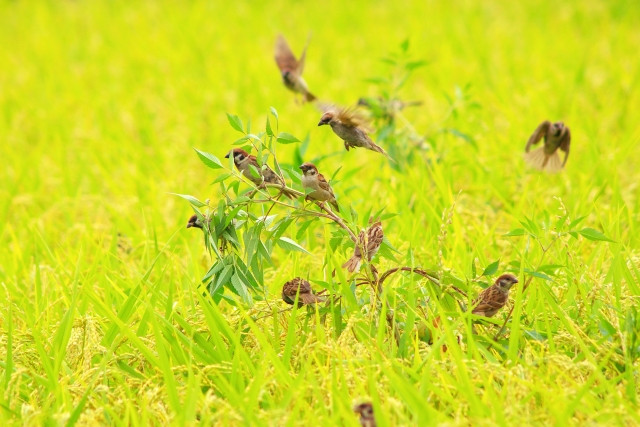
[
  {"x1": 353, "y1": 402, "x2": 377, "y2": 427},
  {"x1": 317, "y1": 108, "x2": 390, "y2": 158},
  {"x1": 471, "y1": 273, "x2": 519, "y2": 317},
  {"x1": 524, "y1": 121, "x2": 571, "y2": 172},
  {"x1": 299, "y1": 162, "x2": 339, "y2": 211},
  {"x1": 274, "y1": 34, "x2": 316, "y2": 103},
  {"x1": 343, "y1": 219, "x2": 384, "y2": 273},
  {"x1": 225, "y1": 148, "x2": 297, "y2": 198},
  {"x1": 281, "y1": 277, "x2": 324, "y2": 307}
]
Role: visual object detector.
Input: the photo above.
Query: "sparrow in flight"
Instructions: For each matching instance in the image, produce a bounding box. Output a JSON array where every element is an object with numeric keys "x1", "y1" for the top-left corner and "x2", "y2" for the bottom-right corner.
[
  {"x1": 471, "y1": 273, "x2": 519, "y2": 317},
  {"x1": 524, "y1": 120, "x2": 571, "y2": 172},
  {"x1": 318, "y1": 108, "x2": 390, "y2": 158},
  {"x1": 299, "y1": 162, "x2": 339, "y2": 211},
  {"x1": 274, "y1": 34, "x2": 316, "y2": 103}
]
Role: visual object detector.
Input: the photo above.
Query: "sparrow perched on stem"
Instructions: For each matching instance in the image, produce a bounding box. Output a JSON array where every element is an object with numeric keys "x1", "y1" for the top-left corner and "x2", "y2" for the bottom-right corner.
[
  {"x1": 274, "y1": 34, "x2": 316, "y2": 103},
  {"x1": 343, "y1": 219, "x2": 384, "y2": 273},
  {"x1": 353, "y1": 402, "x2": 377, "y2": 427},
  {"x1": 281, "y1": 277, "x2": 323, "y2": 307},
  {"x1": 524, "y1": 121, "x2": 571, "y2": 172},
  {"x1": 299, "y1": 162, "x2": 339, "y2": 211},
  {"x1": 472, "y1": 274, "x2": 519, "y2": 317},
  {"x1": 225, "y1": 148, "x2": 297, "y2": 198},
  {"x1": 317, "y1": 108, "x2": 390, "y2": 158}
]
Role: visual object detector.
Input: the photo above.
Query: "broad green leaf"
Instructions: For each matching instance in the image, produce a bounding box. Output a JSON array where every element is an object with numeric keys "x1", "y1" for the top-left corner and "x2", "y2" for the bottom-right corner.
[
  {"x1": 482, "y1": 260, "x2": 500, "y2": 277},
  {"x1": 194, "y1": 148, "x2": 223, "y2": 169},
  {"x1": 226, "y1": 113, "x2": 244, "y2": 133},
  {"x1": 170, "y1": 193, "x2": 207, "y2": 208},
  {"x1": 277, "y1": 237, "x2": 310, "y2": 254},
  {"x1": 504, "y1": 228, "x2": 526, "y2": 237},
  {"x1": 276, "y1": 132, "x2": 300, "y2": 144},
  {"x1": 579, "y1": 228, "x2": 615, "y2": 242}
]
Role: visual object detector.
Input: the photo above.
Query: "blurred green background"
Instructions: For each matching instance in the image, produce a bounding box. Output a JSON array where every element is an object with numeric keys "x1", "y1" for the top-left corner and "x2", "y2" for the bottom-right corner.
[{"x1": 1, "y1": 0, "x2": 639, "y2": 425}]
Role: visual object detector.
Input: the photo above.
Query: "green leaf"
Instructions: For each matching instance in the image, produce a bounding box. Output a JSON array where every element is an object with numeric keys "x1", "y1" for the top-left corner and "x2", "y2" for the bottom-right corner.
[
  {"x1": 568, "y1": 215, "x2": 588, "y2": 229},
  {"x1": 212, "y1": 173, "x2": 232, "y2": 184},
  {"x1": 170, "y1": 193, "x2": 207, "y2": 208},
  {"x1": 482, "y1": 260, "x2": 500, "y2": 277},
  {"x1": 230, "y1": 273, "x2": 251, "y2": 303},
  {"x1": 269, "y1": 106, "x2": 278, "y2": 121},
  {"x1": 277, "y1": 237, "x2": 310, "y2": 254},
  {"x1": 504, "y1": 228, "x2": 526, "y2": 237},
  {"x1": 226, "y1": 113, "x2": 244, "y2": 133},
  {"x1": 400, "y1": 39, "x2": 409, "y2": 52},
  {"x1": 194, "y1": 148, "x2": 223, "y2": 169},
  {"x1": 523, "y1": 330, "x2": 547, "y2": 341},
  {"x1": 579, "y1": 228, "x2": 615, "y2": 242},
  {"x1": 276, "y1": 132, "x2": 300, "y2": 144},
  {"x1": 265, "y1": 117, "x2": 273, "y2": 137}
]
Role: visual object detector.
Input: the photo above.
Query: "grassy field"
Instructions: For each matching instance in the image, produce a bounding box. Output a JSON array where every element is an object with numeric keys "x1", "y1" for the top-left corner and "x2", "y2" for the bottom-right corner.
[{"x1": 2, "y1": 0, "x2": 640, "y2": 425}]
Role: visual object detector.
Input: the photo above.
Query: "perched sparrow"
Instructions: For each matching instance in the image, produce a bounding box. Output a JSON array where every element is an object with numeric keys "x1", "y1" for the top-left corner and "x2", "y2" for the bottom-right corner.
[
  {"x1": 281, "y1": 277, "x2": 323, "y2": 307},
  {"x1": 358, "y1": 96, "x2": 422, "y2": 121},
  {"x1": 353, "y1": 402, "x2": 377, "y2": 427},
  {"x1": 342, "y1": 219, "x2": 384, "y2": 273},
  {"x1": 299, "y1": 162, "x2": 339, "y2": 211},
  {"x1": 274, "y1": 34, "x2": 316, "y2": 103},
  {"x1": 318, "y1": 108, "x2": 390, "y2": 158},
  {"x1": 186, "y1": 214, "x2": 204, "y2": 229},
  {"x1": 225, "y1": 148, "x2": 296, "y2": 198},
  {"x1": 524, "y1": 121, "x2": 571, "y2": 172},
  {"x1": 472, "y1": 274, "x2": 519, "y2": 317}
]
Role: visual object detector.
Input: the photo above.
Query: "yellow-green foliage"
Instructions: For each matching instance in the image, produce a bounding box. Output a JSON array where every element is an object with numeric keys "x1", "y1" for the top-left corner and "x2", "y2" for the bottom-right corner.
[{"x1": 1, "y1": 0, "x2": 639, "y2": 425}]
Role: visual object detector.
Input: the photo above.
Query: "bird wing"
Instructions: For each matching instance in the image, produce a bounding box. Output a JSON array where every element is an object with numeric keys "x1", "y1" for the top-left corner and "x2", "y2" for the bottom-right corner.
[
  {"x1": 336, "y1": 108, "x2": 373, "y2": 131},
  {"x1": 472, "y1": 287, "x2": 507, "y2": 314},
  {"x1": 365, "y1": 222, "x2": 384, "y2": 259},
  {"x1": 297, "y1": 34, "x2": 311, "y2": 75},
  {"x1": 316, "y1": 173, "x2": 335, "y2": 197},
  {"x1": 559, "y1": 126, "x2": 571, "y2": 166},
  {"x1": 526, "y1": 121, "x2": 551, "y2": 152},
  {"x1": 275, "y1": 35, "x2": 299, "y2": 74}
]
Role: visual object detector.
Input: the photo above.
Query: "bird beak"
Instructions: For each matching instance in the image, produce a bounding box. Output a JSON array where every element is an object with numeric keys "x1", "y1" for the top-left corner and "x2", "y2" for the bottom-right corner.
[
  {"x1": 513, "y1": 278, "x2": 519, "y2": 284},
  {"x1": 224, "y1": 153, "x2": 230, "y2": 159},
  {"x1": 298, "y1": 165, "x2": 304, "y2": 170},
  {"x1": 317, "y1": 120, "x2": 326, "y2": 126},
  {"x1": 186, "y1": 223, "x2": 193, "y2": 228}
]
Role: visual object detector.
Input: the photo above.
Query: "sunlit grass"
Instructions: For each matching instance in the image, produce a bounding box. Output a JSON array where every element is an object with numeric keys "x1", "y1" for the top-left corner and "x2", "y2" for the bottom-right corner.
[{"x1": 1, "y1": 0, "x2": 639, "y2": 425}]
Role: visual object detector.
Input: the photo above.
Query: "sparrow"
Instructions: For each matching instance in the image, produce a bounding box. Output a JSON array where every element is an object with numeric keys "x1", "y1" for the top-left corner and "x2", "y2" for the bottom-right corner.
[
  {"x1": 225, "y1": 148, "x2": 297, "y2": 198},
  {"x1": 281, "y1": 277, "x2": 323, "y2": 307},
  {"x1": 471, "y1": 273, "x2": 519, "y2": 317},
  {"x1": 274, "y1": 34, "x2": 316, "y2": 103},
  {"x1": 342, "y1": 219, "x2": 384, "y2": 273},
  {"x1": 186, "y1": 214, "x2": 204, "y2": 229},
  {"x1": 317, "y1": 108, "x2": 390, "y2": 158},
  {"x1": 353, "y1": 402, "x2": 377, "y2": 427},
  {"x1": 524, "y1": 121, "x2": 571, "y2": 172},
  {"x1": 299, "y1": 162, "x2": 339, "y2": 211}
]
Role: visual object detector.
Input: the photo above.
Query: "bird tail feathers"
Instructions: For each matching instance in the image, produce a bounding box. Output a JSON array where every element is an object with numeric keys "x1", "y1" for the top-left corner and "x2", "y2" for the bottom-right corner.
[
  {"x1": 524, "y1": 147, "x2": 563, "y2": 173},
  {"x1": 304, "y1": 91, "x2": 317, "y2": 103},
  {"x1": 342, "y1": 256, "x2": 362, "y2": 273}
]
